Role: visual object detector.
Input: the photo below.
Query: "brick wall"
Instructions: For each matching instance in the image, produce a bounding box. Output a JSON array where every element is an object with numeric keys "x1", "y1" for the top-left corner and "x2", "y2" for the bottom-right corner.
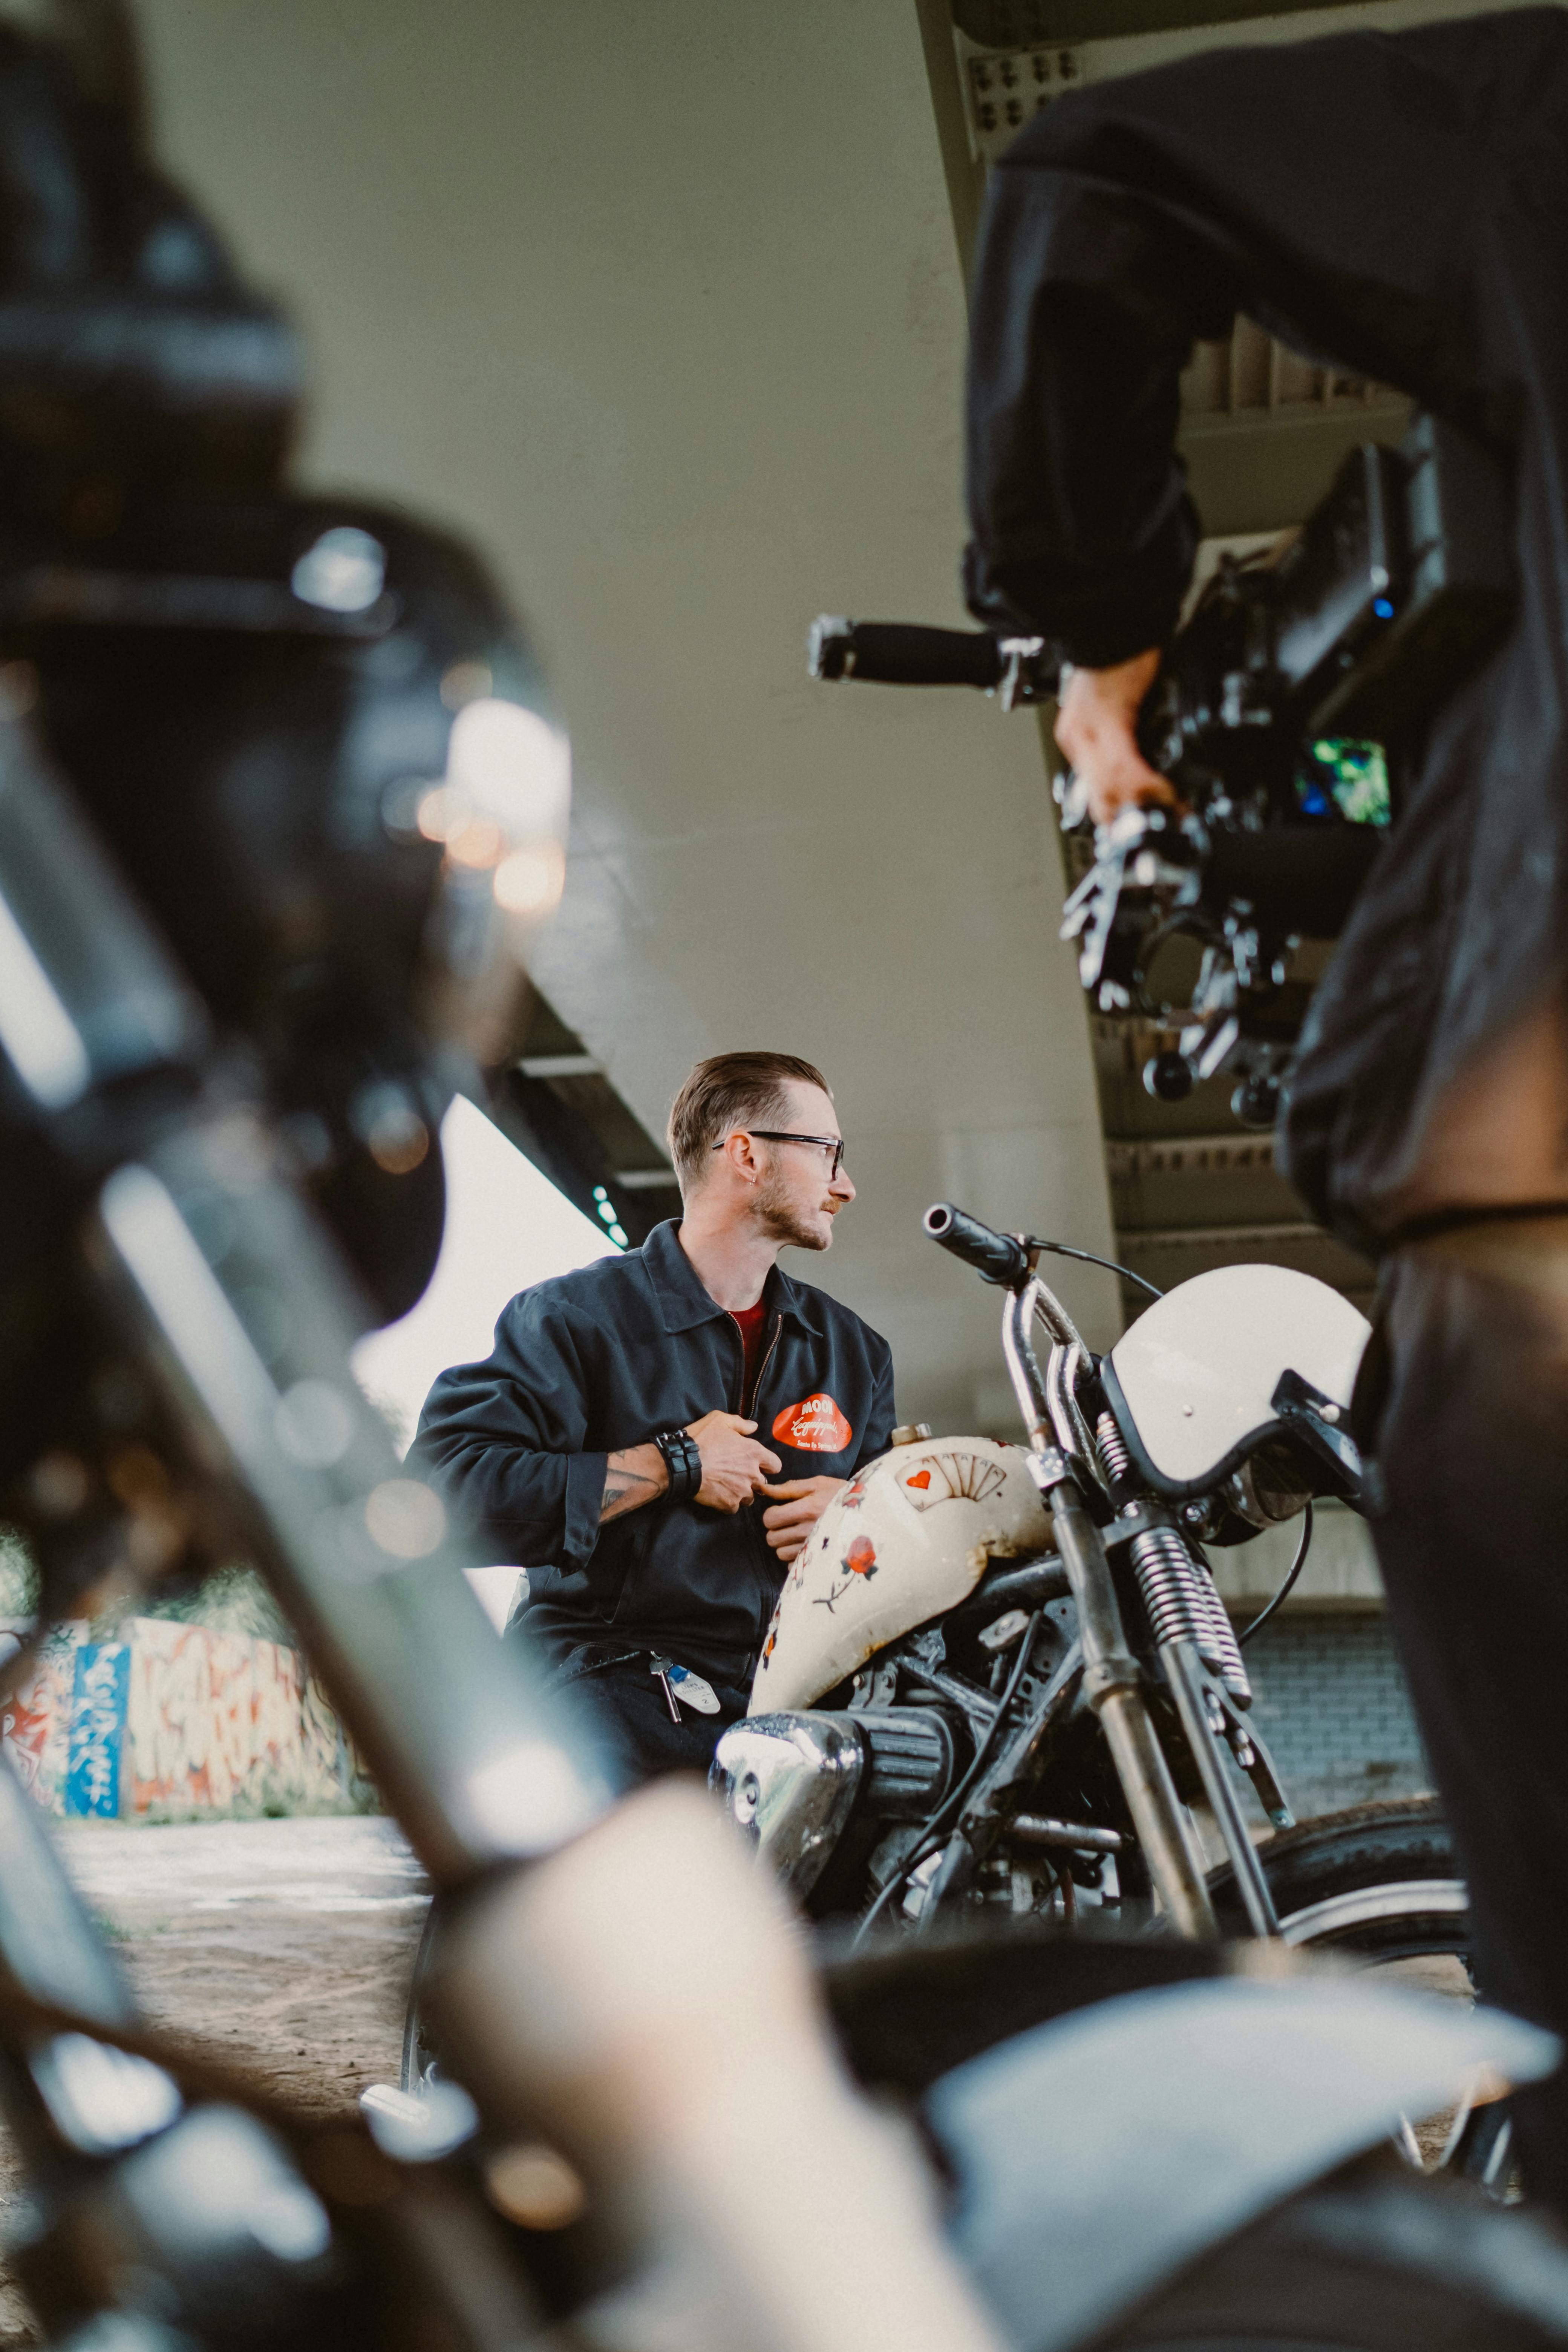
[{"x1": 1234, "y1": 1610, "x2": 1432, "y2": 1822}]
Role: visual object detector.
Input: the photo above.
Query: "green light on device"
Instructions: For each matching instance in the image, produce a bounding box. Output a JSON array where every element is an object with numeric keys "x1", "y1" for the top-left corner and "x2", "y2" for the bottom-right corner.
[{"x1": 1298, "y1": 738, "x2": 1392, "y2": 828}]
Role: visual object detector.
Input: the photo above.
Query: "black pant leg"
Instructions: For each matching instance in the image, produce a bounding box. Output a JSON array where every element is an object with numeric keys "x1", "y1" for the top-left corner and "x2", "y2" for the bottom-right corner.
[
  {"x1": 1372, "y1": 1248, "x2": 1568, "y2": 2216},
  {"x1": 559, "y1": 1659, "x2": 748, "y2": 1788}
]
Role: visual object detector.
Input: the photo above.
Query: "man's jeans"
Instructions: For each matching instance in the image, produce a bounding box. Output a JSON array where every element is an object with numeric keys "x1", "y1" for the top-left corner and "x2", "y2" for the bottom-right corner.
[{"x1": 539, "y1": 1640, "x2": 750, "y2": 1788}]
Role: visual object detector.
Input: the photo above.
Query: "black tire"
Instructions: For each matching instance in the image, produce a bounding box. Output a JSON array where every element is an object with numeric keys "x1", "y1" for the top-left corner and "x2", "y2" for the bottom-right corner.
[
  {"x1": 1094, "y1": 2171, "x2": 1568, "y2": 2349},
  {"x1": 1208, "y1": 1796, "x2": 1468, "y2": 1963},
  {"x1": 1208, "y1": 1798, "x2": 1502, "y2": 2189}
]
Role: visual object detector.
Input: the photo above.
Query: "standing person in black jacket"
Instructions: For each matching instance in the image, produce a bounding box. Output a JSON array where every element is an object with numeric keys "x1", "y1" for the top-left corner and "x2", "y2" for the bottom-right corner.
[
  {"x1": 412, "y1": 1051, "x2": 896, "y2": 1785},
  {"x1": 960, "y1": 7, "x2": 1568, "y2": 2212}
]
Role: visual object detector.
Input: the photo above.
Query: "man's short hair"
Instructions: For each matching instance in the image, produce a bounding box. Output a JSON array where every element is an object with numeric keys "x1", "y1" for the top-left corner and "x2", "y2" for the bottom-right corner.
[{"x1": 667, "y1": 1051, "x2": 831, "y2": 1196}]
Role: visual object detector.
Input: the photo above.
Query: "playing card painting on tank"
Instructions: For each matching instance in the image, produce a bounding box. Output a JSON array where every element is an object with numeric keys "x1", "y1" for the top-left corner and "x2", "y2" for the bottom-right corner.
[{"x1": 753, "y1": 1436, "x2": 1052, "y2": 1711}]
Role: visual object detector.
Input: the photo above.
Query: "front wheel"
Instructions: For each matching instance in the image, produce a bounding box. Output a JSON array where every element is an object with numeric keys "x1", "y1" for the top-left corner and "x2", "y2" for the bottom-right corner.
[
  {"x1": 1209, "y1": 1796, "x2": 1467, "y2": 1964},
  {"x1": 1208, "y1": 1797, "x2": 1504, "y2": 2186}
]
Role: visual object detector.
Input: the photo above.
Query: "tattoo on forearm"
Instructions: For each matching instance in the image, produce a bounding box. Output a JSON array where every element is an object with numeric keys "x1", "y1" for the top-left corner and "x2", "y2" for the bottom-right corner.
[
  {"x1": 600, "y1": 1471, "x2": 657, "y2": 1521},
  {"x1": 599, "y1": 1446, "x2": 665, "y2": 1524}
]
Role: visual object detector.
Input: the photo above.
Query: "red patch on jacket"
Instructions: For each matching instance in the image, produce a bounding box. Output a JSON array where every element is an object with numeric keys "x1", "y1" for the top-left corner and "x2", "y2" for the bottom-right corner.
[{"x1": 772, "y1": 1393, "x2": 853, "y2": 1452}]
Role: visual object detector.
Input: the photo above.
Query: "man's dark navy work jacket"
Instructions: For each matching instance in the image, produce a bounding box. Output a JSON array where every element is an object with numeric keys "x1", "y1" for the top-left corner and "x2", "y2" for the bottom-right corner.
[
  {"x1": 410, "y1": 1220, "x2": 896, "y2": 1685},
  {"x1": 962, "y1": 9, "x2": 1568, "y2": 1253}
]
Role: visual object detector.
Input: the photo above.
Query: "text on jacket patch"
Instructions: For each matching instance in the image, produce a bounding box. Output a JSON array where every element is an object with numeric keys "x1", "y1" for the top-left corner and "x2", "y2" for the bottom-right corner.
[{"x1": 772, "y1": 1393, "x2": 853, "y2": 1452}]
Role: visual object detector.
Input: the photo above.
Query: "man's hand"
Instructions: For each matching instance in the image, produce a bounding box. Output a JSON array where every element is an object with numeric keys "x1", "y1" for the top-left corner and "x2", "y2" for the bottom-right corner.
[
  {"x1": 759, "y1": 1476, "x2": 845, "y2": 1564},
  {"x1": 686, "y1": 1410, "x2": 781, "y2": 1513},
  {"x1": 1055, "y1": 647, "x2": 1177, "y2": 827}
]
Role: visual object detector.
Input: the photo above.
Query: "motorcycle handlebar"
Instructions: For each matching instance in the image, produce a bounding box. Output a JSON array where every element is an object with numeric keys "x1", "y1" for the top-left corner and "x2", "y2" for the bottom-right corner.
[
  {"x1": 923, "y1": 1201, "x2": 1031, "y2": 1287},
  {"x1": 809, "y1": 616, "x2": 1004, "y2": 689}
]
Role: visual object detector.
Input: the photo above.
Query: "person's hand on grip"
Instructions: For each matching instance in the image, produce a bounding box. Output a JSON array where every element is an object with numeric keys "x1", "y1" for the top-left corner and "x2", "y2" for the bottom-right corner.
[
  {"x1": 685, "y1": 1409, "x2": 781, "y2": 1512},
  {"x1": 1055, "y1": 647, "x2": 1178, "y2": 826}
]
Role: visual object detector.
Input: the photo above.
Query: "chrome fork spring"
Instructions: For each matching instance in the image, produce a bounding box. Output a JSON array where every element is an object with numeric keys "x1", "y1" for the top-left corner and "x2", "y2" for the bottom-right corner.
[
  {"x1": 1126, "y1": 1521, "x2": 1252, "y2": 1708},
  {"x1": 1095, "y1": 1409, "x2": 1132, "y2": 1487},
  {"x1": 1095, "y1": 1411, "x2": 1251, "y2": 1706}
]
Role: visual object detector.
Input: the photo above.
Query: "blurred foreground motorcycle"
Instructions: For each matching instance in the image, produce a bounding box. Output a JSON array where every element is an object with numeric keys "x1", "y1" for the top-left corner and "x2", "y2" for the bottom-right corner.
[{"x1": 0, "y1": 9, "x2": 1553, "y2": 2352}]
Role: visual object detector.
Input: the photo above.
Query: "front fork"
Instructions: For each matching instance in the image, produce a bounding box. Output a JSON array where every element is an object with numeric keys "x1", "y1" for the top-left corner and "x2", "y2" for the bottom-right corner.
[
  {"x1": 1001, "y1": 1276, "x2": 1280, "y2": 1940},
  {"x1": 1035, "y1": 1456, "x2": 1219, "y2": 1940}
]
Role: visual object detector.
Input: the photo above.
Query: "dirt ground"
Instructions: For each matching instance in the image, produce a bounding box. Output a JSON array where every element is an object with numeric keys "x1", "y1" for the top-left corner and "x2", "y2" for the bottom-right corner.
[
  {"x1": 58, "y1": 1816, "x2": 429, "y2": 2116},
  {"x1": 0, "y1": 1816, "x2": 428, "y2": 2345}
]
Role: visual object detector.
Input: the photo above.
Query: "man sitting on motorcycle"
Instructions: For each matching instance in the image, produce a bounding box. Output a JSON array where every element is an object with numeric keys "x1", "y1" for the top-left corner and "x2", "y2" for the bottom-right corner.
[{"x1": 412, "y1": 1050, "x2": 896, "y2": 1784}]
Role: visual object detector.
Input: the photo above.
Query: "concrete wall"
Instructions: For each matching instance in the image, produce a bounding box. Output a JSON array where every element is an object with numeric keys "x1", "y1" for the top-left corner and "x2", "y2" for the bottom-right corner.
[
  {"x1": 136, "y1": 0, "x2": 1119, "y2": 1436},
  {"x1": 1209, "y1": 1501, "x2": 1385, "y2": 1615}
]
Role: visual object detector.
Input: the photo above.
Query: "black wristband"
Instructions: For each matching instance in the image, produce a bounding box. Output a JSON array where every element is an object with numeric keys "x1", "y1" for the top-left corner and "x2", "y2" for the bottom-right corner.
[{"x1": 653, "y1": 1428, "x2": 702, "y2": 1505}]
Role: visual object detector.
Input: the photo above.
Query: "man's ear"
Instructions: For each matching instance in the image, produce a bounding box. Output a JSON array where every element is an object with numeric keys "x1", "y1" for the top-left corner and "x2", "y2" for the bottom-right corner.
[{"x1": 722, "y1": 1131, "x2": 761, "y2": 1187}]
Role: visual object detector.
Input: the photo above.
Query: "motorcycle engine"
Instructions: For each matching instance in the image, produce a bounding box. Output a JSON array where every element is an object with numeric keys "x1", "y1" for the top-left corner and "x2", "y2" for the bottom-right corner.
[{"x1": 712, "y1": 1707, "x2": 956, "y2": 1903}]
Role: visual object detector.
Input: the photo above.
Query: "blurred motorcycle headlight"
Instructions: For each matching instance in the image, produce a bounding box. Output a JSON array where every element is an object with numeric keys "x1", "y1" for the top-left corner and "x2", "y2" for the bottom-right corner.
[
  {"x1": 417, "y1": 697, "x2": 571, "y2": 913},
  {"x1": 415, "y1": 695, "x2": 572, "y2": 1065},
  {"x1": 492, "y1": 839, "x2": 569, "y2": 916}
]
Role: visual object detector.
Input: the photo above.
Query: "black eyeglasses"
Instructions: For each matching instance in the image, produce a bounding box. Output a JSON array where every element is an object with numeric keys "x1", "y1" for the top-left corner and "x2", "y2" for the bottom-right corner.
[{"x1": 714, "y1": 1130, "x2": 847, "y2": 1180}]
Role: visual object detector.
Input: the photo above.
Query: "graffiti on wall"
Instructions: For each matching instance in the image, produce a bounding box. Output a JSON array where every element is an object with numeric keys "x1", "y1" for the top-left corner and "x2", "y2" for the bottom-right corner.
[
  {"x1": 0, "y1": 1619, "x2": 356, "y2": 1819},
  {"x1": 125, "y1": 1620, "x2": 346, "y2": 1815},
  {"x1": 66, "y1": 1643, "x2": 132, "y2": 1819},
  {"x1": 2, "y1": 1623, "x2": 83, "y2": 1812}
]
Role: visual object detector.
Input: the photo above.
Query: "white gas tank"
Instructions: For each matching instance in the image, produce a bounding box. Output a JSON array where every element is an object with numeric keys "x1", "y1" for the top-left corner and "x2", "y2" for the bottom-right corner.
[{"x1": 750, "y1": 1435, "x2": 1052, "y2": 1714}]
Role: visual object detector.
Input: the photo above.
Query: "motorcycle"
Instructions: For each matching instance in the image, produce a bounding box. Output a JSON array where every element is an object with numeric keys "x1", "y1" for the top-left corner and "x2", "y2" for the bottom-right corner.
[{"x1": 711, "y1": 1204, "x2": 1487, "y2": 2149}]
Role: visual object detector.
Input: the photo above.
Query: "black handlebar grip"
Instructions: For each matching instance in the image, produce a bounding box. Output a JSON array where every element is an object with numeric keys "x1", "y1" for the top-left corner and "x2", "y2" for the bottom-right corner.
[
  {"x1": 923, "y1": 1201, "x2": 1031, "y2": 1286},
  {"x1": 809, "y1": 616, "x2": 1005, "y2": 689}
]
